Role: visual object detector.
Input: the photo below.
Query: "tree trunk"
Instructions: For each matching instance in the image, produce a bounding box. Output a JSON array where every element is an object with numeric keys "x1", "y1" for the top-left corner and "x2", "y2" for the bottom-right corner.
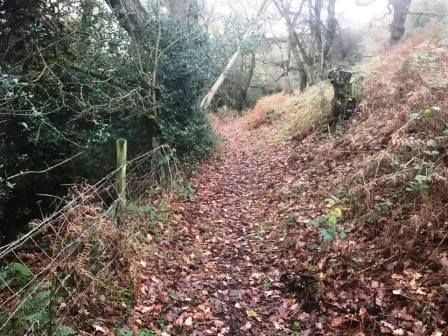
[
  {"x1": 389, "y1": 0, "x2": 412, "y2": 44},
  {"x1": 167, "y1": 0, "x2": 198, "y2": 21},
  {"x1": 312, "y1": 0, "x2": 323, "y2": 80},
  {"x1": 285, "y1": 45, "x2": 294, "y2": 93},
  {"x1": 328, "y1": 67, "x2": 357, "y2": 123},
  {"x1": 274, "y1": 0, "x2": 310, "y2": 90},
  {"x1": 288, "y1": 28, "x2": 308, "y2": 92},
  {"x1": 105, "y1": 0, "x2": 148, "y2": 32},
  {"x1": 322, "y1": 0, "x2": 337, "y2": 76},
  {"x1": 237, "y1": 52, "x2": 257, "y2": 112}
]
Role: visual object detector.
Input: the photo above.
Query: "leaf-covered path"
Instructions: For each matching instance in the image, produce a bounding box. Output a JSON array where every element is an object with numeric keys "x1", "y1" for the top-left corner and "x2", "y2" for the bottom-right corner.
[{"x1": 132, "y1": 117, "x2": 305, "y2": 335}]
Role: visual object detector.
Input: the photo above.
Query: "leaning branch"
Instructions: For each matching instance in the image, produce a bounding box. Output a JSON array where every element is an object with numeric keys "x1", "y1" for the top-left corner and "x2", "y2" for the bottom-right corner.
[{"x1": 200, "y1": 0, "x2": 270, "y2": 110}]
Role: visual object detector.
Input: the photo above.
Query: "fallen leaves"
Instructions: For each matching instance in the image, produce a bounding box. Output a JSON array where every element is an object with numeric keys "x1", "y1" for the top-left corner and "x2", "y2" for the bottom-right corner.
[
  {"x1": 121, "y1": 109, "x2": 448, "y2": 335},
  {"x1": 184, "y1": 316, "x2": 193, "y2": 328}
]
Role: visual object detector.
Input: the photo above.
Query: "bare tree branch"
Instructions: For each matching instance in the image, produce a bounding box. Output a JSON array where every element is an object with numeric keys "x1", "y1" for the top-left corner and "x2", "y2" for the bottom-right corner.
[{"x1": 6, "y1": 151, "x2": 85, "y2": 181}]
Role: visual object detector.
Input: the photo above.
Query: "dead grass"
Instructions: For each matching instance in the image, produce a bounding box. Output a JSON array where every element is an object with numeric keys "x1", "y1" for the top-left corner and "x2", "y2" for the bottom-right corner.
[
  {"x1": 276, "y1": 83, "x2": 333, "y2": 141},
  {"x1": 290, "y1": 28, "x2": 448, "y2": 334},
  {"x1": 383, "y1": 23, "x2": 445, "y2": 75},
  {"x1": 243, "y1": 92, "x2": 289, "y2": 130},
  {"x1": 241, "y1": 83, "x2": 333, "y2": 148},
  {"x1": 54, "y1": 194, "x2": 137, "y2": 330},
  {"x1": 251, "y1": 27, "x2": 448, "y2": 334}
]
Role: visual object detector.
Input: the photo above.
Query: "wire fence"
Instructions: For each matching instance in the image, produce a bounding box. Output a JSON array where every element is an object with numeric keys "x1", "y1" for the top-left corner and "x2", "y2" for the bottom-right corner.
[{"x1": 0, "y1": 144, "x2": 176, "y2": 335}]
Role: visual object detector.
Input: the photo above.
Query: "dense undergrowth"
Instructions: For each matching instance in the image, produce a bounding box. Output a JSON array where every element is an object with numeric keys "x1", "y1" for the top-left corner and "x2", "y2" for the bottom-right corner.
[
  {"x1": 242, "y1": 70, "x2": 365, "y2": 146},
  {"x1": 250, "y1": 27, "x2": 448, "y2": 334},
  {"x1": 0, "y1": 0, "x2": 219, "y2": 242},
  {"x1": 243, "y1": 83, "x2": 333, "y2": 142}
]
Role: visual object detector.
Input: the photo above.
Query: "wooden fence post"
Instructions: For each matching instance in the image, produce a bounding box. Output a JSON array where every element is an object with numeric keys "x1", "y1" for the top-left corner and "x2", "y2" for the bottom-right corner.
[{"x1": 116, "y1": 138, "x2": 127, "y2": 227}]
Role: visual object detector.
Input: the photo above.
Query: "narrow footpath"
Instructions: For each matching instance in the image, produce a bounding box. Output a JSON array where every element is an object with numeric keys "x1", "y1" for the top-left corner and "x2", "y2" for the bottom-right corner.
[{"x1": 132, "y1": 117, "x2": 307, "y2": 335}]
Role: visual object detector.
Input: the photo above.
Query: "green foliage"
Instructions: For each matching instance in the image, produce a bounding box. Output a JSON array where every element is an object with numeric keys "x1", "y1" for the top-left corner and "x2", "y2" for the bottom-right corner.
[
  {"x1": 262, "y1": 280, "x2": 273, "y2": 290},
  {"x1": 0, "y1": 0, "x2": 222, "y2": 240},
  {"x1": 410, "y1": 106, "x2": 439, "y2": 121},
  {"x1": 116, "y1": 330, "x2": 154, "y2": 336},
  {"x1": 0, "y1": 287, "x2": 76, "y2": 336},
  {"x1": 0, "y1": 263, "x2": 32, "y2": 289},
  {"x1": 291, "y1": 320, "x2": 302, "y2": 333},
  {"x1": 170, "y1": 292, "x2": 178, "y2": 300},
  {"x1": 147, "y1": 207, "x2": 169, "y2": 224},
  {"x1": 406, "y1": 174, "x2": 432, "y2": 193},
  {"x1": 128, "y1": 204, "x2": 170, "y2": 238},
  {"x1": 374, "y1": 202, "x2": 390, "y2": 213},
  {"x1": 160, "y1": 108, "x2": 217, "y2": 159},
  {"x1": 283, "y1": 214, "x2": 299, "y2": 230},
  {"x1": 308, "y1": 200, "x2": 347, "y2": 243},
  {"x1": 173, "y1": 180, "x2": 196, "y2": 200},
  {"x1": 364, "y1": 201, "x2": 391, "y2": 225},
  {"x1": 406, "y1": 161, "x2": 435, "y2": 193}
]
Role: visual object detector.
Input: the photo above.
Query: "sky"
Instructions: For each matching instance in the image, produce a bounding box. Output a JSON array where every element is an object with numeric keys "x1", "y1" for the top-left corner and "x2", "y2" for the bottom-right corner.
[
  {"x1": 205, "y1": 0, "x2": 391, "y2": 26},
  {"x1": 337, "y1": 0, "x2": 390, "y2": 25}
]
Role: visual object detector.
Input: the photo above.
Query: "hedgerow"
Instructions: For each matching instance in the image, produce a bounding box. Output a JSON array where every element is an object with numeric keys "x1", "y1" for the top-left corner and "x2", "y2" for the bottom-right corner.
[{"x1": 0, "y1": 0, "x2": 219, "y2": 241}]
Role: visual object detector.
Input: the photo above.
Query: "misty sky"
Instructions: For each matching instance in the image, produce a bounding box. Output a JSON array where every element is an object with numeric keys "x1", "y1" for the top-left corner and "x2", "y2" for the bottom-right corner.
[
  {"x1": 206, "y1": 0, "x2": 391, "y2": 27},
  {"x1": 338, "y1": 0, "x2": 390, "y2": 24}
]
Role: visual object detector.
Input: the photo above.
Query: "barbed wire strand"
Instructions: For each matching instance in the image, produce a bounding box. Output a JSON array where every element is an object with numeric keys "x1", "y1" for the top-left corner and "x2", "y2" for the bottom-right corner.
[{"x1": 0, "y1": 144, "x2": 176, "y2": 334}]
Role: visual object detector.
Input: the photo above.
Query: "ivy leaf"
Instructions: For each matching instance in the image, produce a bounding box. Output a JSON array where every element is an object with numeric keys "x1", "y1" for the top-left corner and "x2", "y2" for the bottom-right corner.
[
  {"x1": 56, "y1": 325, "x2": 77, "y2": 336},
  {"x1": 320, "y1": 229, "x2": 335, "y2": 242},
  {"x1": 170, "y1": 292, "x2": 178, "y2": 300},
  {"x1": 308, "y1": 217, "x2": 324, "y2": 228},
  {"x1": 410, "y1": 112, "x2": 421, "y2": 121}
]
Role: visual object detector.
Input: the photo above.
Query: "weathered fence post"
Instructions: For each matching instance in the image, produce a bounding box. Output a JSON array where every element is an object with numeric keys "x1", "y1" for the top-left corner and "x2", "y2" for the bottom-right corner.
[{"x1": 116, "y1": 138, "x2": 127, "y2": 227}]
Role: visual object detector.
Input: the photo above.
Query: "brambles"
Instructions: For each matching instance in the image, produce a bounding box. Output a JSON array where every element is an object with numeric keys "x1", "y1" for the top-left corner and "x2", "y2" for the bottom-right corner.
[
  {"x1": 308, "y1": 201, "x2": 347, "y2": 243},
  {"x1": 406, "y1": 162, "x2": 434, "y2": 193},
  {"x1": 173, "y1": 179, "x2": 196, "y2": 200}
]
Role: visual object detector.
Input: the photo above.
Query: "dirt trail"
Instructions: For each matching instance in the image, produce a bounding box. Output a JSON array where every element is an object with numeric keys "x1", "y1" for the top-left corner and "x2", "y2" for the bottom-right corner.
[{"x1": 133, "y1": 117, "x2": 302, "y2": 335}]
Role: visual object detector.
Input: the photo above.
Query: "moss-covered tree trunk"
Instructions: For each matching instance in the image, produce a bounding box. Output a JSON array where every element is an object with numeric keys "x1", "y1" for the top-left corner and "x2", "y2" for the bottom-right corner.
[
  {"x1": 390, "y1": 0, "x2": 412, "y2": 44},
  {"x1": 167, "y1": 0, "x2": 198, "y2": 22},
  {"x1": 328, "y1": 67, "x2": 357, "y2": 123},
  {"x1": 237, "y1": 52, "x2": 257, "y2": 112}
]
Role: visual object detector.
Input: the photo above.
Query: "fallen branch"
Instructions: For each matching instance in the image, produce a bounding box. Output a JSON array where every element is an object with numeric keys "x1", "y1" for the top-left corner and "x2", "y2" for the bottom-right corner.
[{"x1": 200, "y1": 0, "x2": 270, "y2": 110}]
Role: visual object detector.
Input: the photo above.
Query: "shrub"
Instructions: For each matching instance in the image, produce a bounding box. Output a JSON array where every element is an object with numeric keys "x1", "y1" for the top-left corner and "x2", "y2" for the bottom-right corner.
[{"x1": 0, "y1": 0, "x2": 220, "y2": 241}]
